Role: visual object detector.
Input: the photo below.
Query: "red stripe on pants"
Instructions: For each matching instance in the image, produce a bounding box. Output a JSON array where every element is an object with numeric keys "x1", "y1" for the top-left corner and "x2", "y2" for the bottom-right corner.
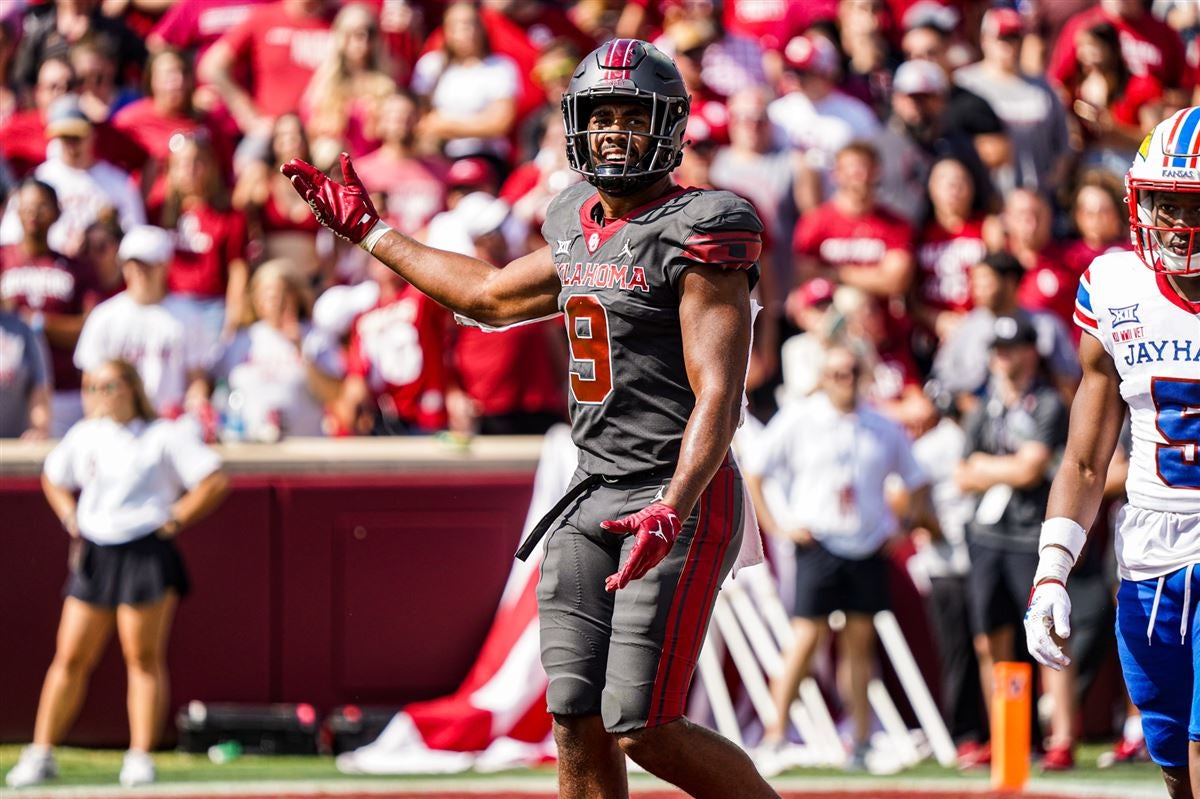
[{"x1": 645, "y1": 467, "x2": 736, "y2": 726}]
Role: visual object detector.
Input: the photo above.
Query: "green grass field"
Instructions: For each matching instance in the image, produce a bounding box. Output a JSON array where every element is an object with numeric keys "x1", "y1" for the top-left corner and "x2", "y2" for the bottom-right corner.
[{"x1": 0, "y1": 742, "x2": 1169, "y2": 794}]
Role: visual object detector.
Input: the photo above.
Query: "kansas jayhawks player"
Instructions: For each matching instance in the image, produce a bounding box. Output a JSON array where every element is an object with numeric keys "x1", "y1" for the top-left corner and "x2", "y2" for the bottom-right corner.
[
  {"x1": 1025, "y1": 108, "x2": 1200, "y2": 798},
  {"x1": 283, "y1": 39, "x2": 781, "y2": 799}
]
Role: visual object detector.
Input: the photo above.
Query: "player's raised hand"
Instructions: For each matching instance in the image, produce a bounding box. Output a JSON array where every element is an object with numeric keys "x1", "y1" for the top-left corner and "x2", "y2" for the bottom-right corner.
[
  {"x1": 601, "y1": 502, "x2": 682, "y2": 592},
  {"x1": 1024, "y1": 580, "x2": 1073, "y2": 670},
  {"x1": 280, "y1": 152, "x2": 382, "y2": 246}
]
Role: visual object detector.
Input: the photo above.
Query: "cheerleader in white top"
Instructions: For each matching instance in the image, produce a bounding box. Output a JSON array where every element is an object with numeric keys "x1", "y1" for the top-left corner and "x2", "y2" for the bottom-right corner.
[
  {"x1": 5, "y1": 360, "x2": 228, "y2": 790},
  {"x1": 1025, "y1": 108, "x2": 1200, "y2": 798}
]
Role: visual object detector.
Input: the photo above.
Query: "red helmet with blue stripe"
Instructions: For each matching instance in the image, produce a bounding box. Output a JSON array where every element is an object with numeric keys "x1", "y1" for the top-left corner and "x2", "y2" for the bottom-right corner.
[
  {"x1": 561, "y1": 39, "x2": 690, "y2": 196},
  {"x1": 1126, "y1": 105, "x2": 1200, "y2": 275}
]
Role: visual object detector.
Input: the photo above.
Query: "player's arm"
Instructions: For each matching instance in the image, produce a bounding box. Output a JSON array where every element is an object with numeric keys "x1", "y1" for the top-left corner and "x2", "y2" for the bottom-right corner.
[
  {"x1": 1043, "y1": 333, "x2": 1124, "y2": 527},
  {"x1": 665, "y1": 267, "x2": 752, "y2": 519},
  {"x1": 1025, "y1": 333, "x2": 1124, "y2": 669},
  {"x1": 283, "y1": 155, "x2": 560, "y2": 326},
  {"x1": 600, "y1": 266, "x2": 753, "y2": 592}
]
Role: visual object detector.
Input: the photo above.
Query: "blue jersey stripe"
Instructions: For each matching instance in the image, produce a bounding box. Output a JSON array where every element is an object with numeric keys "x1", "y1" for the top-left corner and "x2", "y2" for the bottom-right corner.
[
  {"x1": 1171, "y1": 107, "x2": 1200, "y2": 166},
  {"x1": 1076, "y1": 280, "x2": 1094, "y2": 314}
]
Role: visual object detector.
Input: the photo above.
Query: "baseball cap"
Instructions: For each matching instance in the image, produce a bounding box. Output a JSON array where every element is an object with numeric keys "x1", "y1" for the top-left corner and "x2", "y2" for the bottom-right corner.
[
  {"x1": 973, "y1": 251, "x2": 1025, "y2": 279},
  {"x1": 893, "y1": 59, "x2": 948, "y2": 95},
  {"x1": 981, "y1": 7, "x2": 1025, "y2": 39},
  {"x1": 45, "y1": 95, "x2": 91, "y2": 139},
  {"x1": 902, "y1": 0, "x2": 960, "y2": 32},
  {"x1": 446, "y1": 157, "x2": 496, "y2": 189},
  {"x1": 990, "y1": 314, "x2": 1038, "y2": 348},
  {"x1": 783, "y1": 35, "x2": 839, "y2": 78},
  {"x1": 118, "y1": 225, "x2": 174, "y2": 266}
]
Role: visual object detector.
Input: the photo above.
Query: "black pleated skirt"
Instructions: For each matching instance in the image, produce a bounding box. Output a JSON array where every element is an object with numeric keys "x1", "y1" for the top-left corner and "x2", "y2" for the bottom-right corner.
[{"x1": 64, "y1": 532, "x2": 190, "y2": 608}]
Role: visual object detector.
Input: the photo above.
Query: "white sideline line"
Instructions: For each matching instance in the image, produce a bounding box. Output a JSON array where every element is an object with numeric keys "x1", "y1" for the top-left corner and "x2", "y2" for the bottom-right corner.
[{"x1": 6, "y1": 775, "x2": 1168, "y2": 799}]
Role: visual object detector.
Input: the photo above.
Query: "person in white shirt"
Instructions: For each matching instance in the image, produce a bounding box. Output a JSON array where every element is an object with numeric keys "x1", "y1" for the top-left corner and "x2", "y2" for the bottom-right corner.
[
  {"x1": 410, "y1": 1, "x2": 518, "y2": 162},
  {"x1": 6, "y1": 359, "x2": 227, "y2": 790},
  {"x1": 74, "y1": 225, "x2": 214, "y2": 419},
  {"x1": 0, "y1": 95, "x2": 145, "y2": 256},
  {"x1": 746, "y1": 345, "x2": 931, "y2": 769},
  {"x1": 214, "y1": 260, "x2": 341, "y2": 439},
  {"x1": 766, "y1": 35, "x2": 880, "y2": 194}
]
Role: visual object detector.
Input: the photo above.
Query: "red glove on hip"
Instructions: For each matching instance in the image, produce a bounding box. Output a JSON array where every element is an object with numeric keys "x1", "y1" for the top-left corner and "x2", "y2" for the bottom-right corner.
[
  {"x1": 280, "y1": 153, "x2": 384, "y2": 247},
  {"x1": 601, "y1": 502, "x2": 682, "y2": 592}
]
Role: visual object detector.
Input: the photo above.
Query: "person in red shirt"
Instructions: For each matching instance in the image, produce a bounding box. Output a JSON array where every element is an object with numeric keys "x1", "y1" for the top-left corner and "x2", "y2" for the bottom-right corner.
[
  {"x1": 1048, "y1": 0, "x2": 1191, "y2": 96},
  {"x1": 913, "y1": 157, "x2": 992, "y2": 342},
  {"x1": 793, "y1": 141, "x2": 915, "y2": 301},
  {"x1": 158, "y1": 132, "x2": 249, "y2": 344},
  {"x1": 113, "y1": 49, "x2": 234, "y2": 213},
  {"x1": 987, "y1": 188, "x2": 1074, "y2": 332},
  {"x1": 0, "y1": 178, "x2": 99, "y2": 434},
  {"x1": 1056, "y1": 21, "x2": 1165, "y2": 164},
  {"x1": 233, "y1": 113, "x2": 325, "y2": 283},
  {"x1": 449, "y1": 195, "x2": 565, "y2": 436},
  {"x1": 79, "y1": 212, "x2": 125, "y2": 300},
  {"x1": 355, "y1": 90, "x2": 449, "y2": 236},
  {"x1": 839, "y1": 285, "x2": 932, "y2": 433},
  {"x1": 147, "y1": 0, "x2": 267, "y2": 63},
  {"x1": 198, "y1": 0, "x2": 333, "y2": 138},
  {"x1": 336, "y1": 258, "x2": 454, "y2": 435},
  {"x1": 723, "y1": 0, "x2": 822, "y2": 55},
  {"x1": 0, "y1": 57, "x2": 147, "y2": 179},
  {"x1": 1059, "y1": 173, "x2": 1131, "y2": 279}
]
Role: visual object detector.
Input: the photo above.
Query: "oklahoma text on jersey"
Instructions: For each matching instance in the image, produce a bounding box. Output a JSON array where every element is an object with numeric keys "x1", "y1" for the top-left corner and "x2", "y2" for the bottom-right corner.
[{"x1": 556, "y1": 261, "x2": 651, "y2": 293}]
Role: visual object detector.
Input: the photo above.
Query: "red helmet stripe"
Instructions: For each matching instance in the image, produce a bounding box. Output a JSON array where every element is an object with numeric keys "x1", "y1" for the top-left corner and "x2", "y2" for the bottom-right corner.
[
  {"x1": 1163, "y1": 109, "x2": 1189, "y2": 167},
  {"x1": 603, "y1": 38, "x2": 636, "y2": 81}
]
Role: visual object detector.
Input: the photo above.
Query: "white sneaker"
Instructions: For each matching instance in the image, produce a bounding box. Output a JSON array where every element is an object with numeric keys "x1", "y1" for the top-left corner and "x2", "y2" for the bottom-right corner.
[
  {"x1": 5, "y1": 746, "x2": 57, "y2": 788},
  {"x1": 119, "y1": 750, "x2": 156, "y2": 787}
]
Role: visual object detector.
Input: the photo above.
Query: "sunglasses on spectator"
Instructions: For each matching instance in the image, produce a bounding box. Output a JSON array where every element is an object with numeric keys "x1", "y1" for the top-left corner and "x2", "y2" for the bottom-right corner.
[{"x1": 84, "y1": 380, "x2": 124, "y2": 396}]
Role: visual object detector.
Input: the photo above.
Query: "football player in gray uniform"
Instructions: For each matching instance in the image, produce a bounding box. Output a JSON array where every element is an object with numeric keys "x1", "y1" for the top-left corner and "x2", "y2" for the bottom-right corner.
[{"x1": 284, "y1": 39, "x2": 779, "y2": 799}]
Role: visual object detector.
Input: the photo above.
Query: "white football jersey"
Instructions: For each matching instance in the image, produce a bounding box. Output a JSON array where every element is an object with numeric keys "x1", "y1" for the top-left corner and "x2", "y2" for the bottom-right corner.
[{"x1": 1076, "y1": 251, "x2": 1200, "y2": 578}]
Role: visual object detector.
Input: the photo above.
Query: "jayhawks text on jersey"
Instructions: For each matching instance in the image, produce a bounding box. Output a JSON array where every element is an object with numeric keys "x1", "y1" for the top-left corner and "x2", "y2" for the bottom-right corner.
[{"x1": 1075, "y1": 250, "x2": 1200, "y2": 578}]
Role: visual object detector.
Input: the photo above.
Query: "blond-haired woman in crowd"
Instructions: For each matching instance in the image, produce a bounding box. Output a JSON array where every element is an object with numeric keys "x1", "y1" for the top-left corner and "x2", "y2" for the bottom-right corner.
[
  {"x1": 6, "y1": 360, "x2": 228, "y2": 790},
  {"x1": 215, "y1": 260, "x2": 341, "y2": 439},
  {"x1": 301, "y1": 3, "x2": 396, "y2": 164}
]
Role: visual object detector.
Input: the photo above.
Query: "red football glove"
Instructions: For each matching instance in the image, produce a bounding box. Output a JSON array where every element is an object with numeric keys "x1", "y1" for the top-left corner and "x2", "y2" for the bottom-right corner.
[
  {"x1": 280, "y1": 152, "x2": 381, "y2": 245},
  {"x1": 601, "y1": 502, "x2": 682, "y2": 592}
]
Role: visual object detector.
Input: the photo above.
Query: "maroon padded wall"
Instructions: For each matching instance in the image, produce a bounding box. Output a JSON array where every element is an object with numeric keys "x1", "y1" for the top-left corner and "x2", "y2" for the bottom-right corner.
[{"x1": 0, "y1": 473, "x2": 532, "y2": 745}]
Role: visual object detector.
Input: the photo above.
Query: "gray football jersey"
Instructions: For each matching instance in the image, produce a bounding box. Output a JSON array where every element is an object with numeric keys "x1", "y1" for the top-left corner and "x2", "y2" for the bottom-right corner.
[{"x1": 541, "y1": 182, "x2": 763, "y2": 478}]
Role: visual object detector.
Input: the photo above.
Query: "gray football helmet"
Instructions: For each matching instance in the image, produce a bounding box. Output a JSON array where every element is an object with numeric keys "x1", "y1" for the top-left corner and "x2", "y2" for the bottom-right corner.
[{"x1": 561, "y1": 39, "x2": 690, "y2": 196}]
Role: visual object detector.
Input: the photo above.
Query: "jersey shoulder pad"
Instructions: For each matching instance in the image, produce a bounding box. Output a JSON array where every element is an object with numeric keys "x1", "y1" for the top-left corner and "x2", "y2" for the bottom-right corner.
[
  {"x1": 676, "y1": 189, "x2": 763, "y2": 269},
  {"x1": 541, "y1": 181, "x2": 598, "y2": 242},
  {"x1": 1073, "y1": 250, "x2": 1141, "y2": 337},
  {"x1": 681, "y1": 188, "x2": 764, "y2": 234}
]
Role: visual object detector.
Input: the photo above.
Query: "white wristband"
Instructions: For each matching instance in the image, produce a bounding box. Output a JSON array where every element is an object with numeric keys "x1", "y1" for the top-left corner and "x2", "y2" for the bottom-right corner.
[
  {"x1": 1038, "y1": 517, "x2": 1087, "y2": 563},
  {"x1": 359, "y1": 219, "x2": 393, "y2": 254}
]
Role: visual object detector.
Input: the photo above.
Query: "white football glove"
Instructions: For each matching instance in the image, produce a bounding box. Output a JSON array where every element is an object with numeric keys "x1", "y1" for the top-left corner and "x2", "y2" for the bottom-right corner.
[{"x1": 1024, "y1": 581, "x2": 1072, "y2": 670}]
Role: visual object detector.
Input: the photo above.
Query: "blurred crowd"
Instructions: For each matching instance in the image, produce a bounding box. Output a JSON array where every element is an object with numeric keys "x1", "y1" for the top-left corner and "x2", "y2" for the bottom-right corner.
[
  {"x1": 0, "y1": 0, "x2": 1191, "y2": 768},
  {"x1": 1, "y1": 0, "x2": 1195, "y2": 443}
]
